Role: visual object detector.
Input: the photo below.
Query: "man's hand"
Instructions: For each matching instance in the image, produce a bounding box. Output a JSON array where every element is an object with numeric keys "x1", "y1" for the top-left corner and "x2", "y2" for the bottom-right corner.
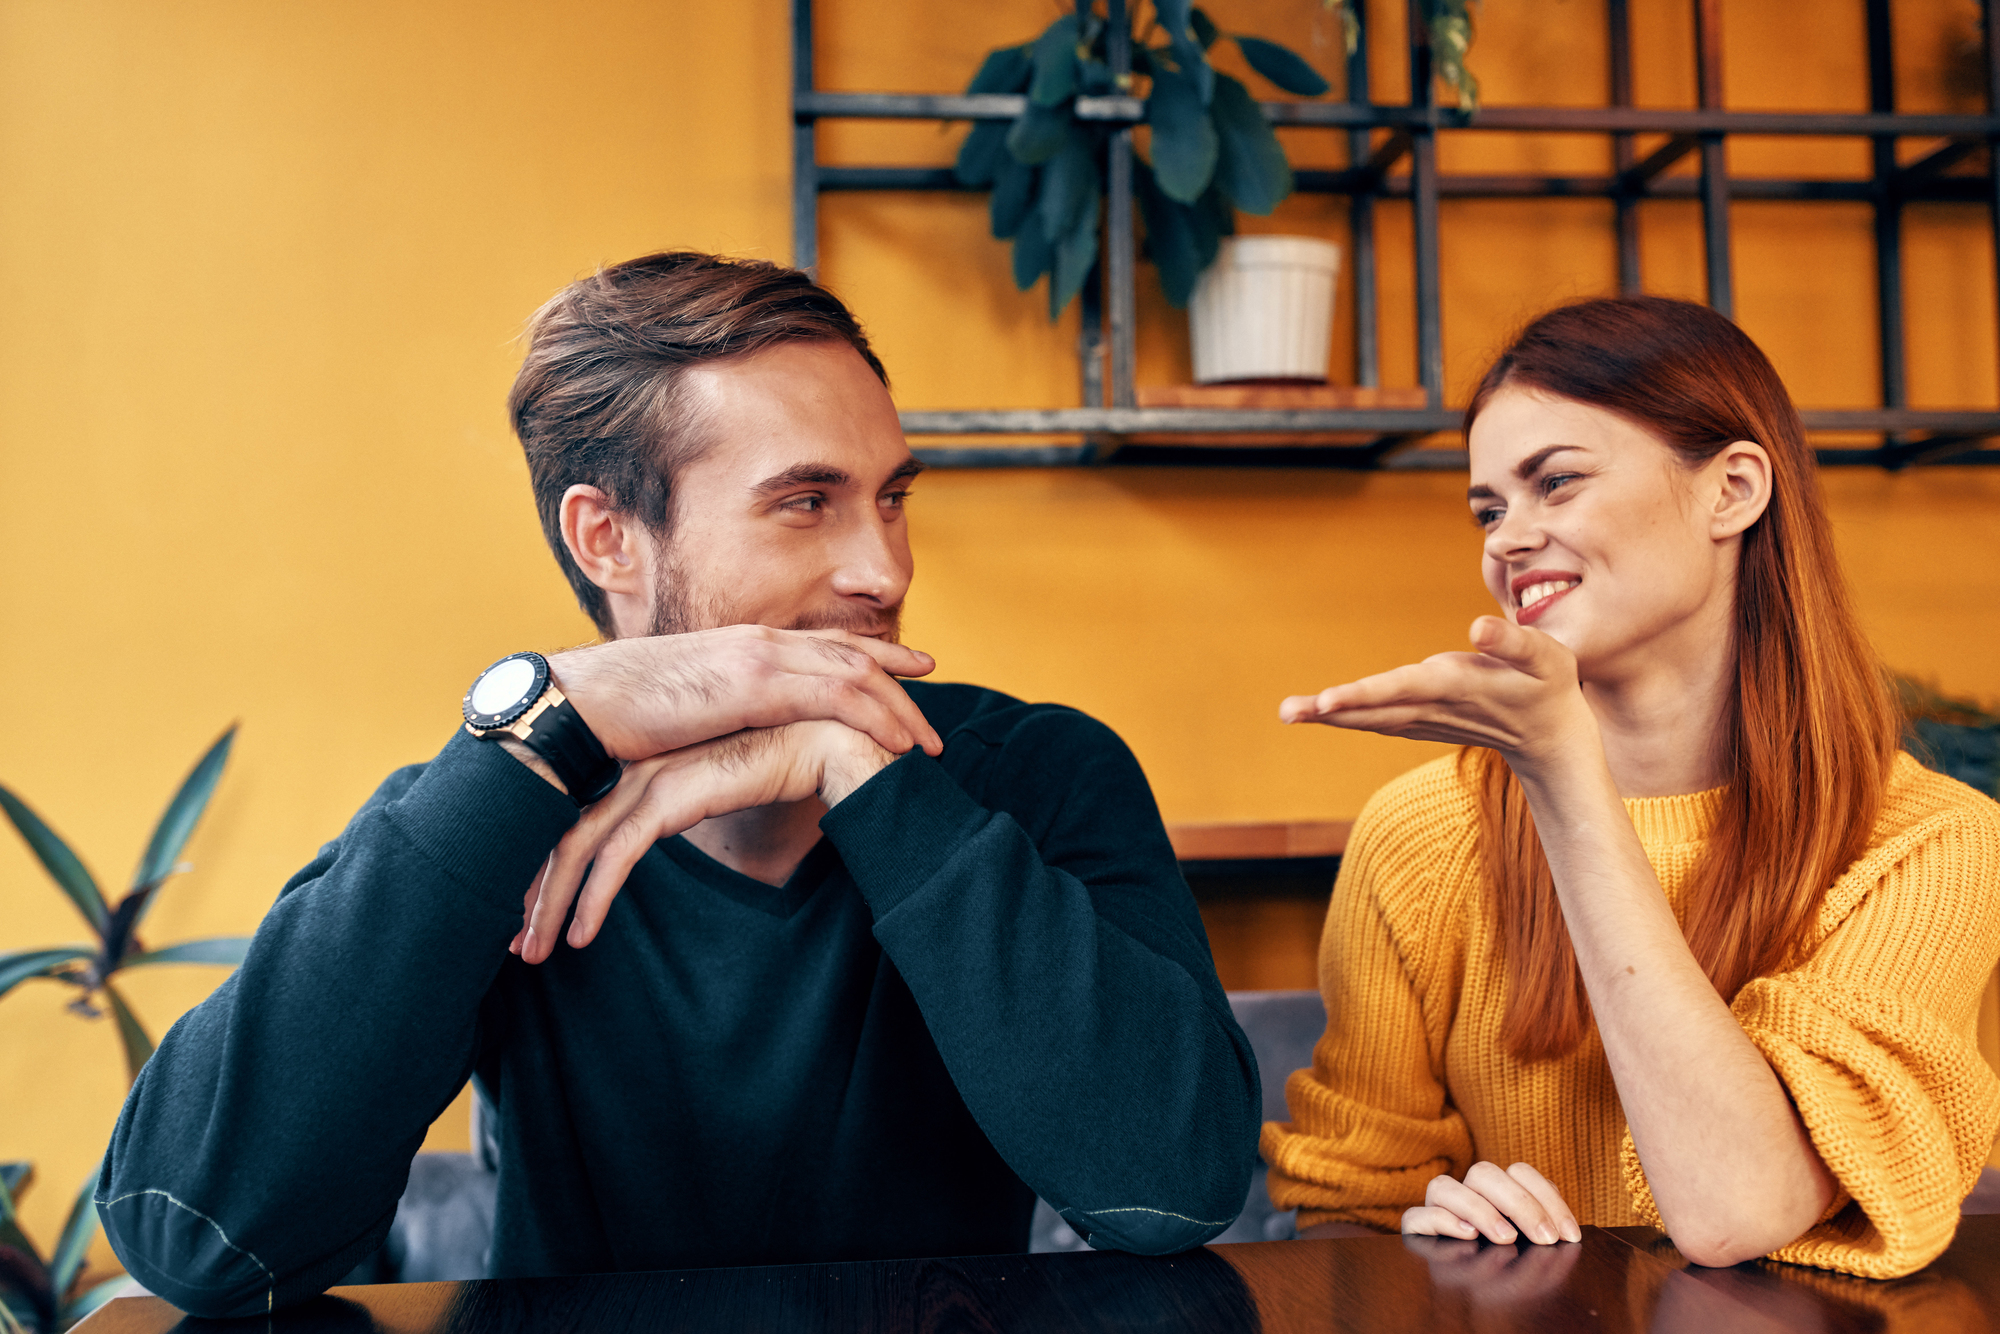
[
  {"x1": 547, "y1": 625, "x2": 942, "y2": 764},
  {"x1": 1402, "y1": 1162, "x2": 1581, "y2": 1246},
  {"x1": 513, "y1": 720, "x2": 894, "y2": 963}
]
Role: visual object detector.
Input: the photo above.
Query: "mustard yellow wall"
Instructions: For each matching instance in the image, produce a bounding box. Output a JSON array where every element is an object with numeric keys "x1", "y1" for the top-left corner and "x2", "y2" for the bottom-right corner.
[{"x1": 3, "y1": 0, "x2": 1998, "y2": 1272}]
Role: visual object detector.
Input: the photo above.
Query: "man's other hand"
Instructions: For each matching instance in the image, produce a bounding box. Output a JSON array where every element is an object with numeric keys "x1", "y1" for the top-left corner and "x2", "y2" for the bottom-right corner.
[
  {"x1": 548, "y1": 626, "x2": 942, "y2": 764},
  {"x1": 513, "y1": 720, "x2": 895, "y2": 963}
]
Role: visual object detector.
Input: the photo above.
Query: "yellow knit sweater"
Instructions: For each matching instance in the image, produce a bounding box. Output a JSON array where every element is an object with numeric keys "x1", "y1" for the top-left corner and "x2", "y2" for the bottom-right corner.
[{"x1": 1261, "y1": 751, "x2": 2000, "y2": 1279}]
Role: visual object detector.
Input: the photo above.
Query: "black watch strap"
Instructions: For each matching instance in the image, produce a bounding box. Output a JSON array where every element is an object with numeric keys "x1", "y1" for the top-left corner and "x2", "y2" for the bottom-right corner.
[{"x1": 517, "y1": 692, "x2": 620, "y2": 806}]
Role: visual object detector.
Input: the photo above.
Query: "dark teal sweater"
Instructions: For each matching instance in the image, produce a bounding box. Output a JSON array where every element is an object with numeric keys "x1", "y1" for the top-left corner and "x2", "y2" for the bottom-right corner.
[{"x1": 97, "y1": 682, "x2": 1260, "y2": 1317}]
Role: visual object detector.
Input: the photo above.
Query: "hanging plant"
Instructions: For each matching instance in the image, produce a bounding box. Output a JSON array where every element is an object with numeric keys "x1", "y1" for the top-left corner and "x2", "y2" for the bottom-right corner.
[
  {"x1": 1320, "y1": 0, "x2": 1481, "y2": 111},
  {"x1": 954, "y1": 1, "x2": 1331, "y2": 318}
]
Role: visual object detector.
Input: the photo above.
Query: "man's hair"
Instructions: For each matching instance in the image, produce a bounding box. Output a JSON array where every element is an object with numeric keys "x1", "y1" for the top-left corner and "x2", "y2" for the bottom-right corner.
[{"x1": 507, "y1": 251, "x2": 888, "y2": 635}]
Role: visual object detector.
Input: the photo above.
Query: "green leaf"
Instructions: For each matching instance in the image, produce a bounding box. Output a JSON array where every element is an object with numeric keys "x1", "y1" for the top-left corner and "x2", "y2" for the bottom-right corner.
[
  {"x1": 1027, "y1": 14, "x2": 1080, "y2": 108},
  {"x1": 954, "y1": 119, "x2": 1011, "y2": 187},
  {"x1": 1210, "y1": 72, "x2": 1293, "y2": 215},
  {"x1": 1234, "y1": 36, "x2": 1331, "y2": 97},
  {"x1": 1146, "y1": 66, "x2": 1218, "y2": 203},
  {"x1": 1428, "y1": 2, "x2": 1479, "y2": 112},
  {"x1": 0, "y1": 1165, "x2": 27, "y2": 1212},
  {"x1": 0, "y1": 948, "x2": 92, "y2": 1003},
  {"x1": 101, "y1": 982, "x2": 153, "y2": 1086},
  {"x1": 1006, "y1": 101, "x2": 1069, "y2": 165},
  {"x1": 1011, "y1": 211, "x2": 1053, "y2": 292},
  {"x1": 964, "y1": 44, "x2": 1032, "y2": 96},
  {"x1": 62, "y1": 1276, "x2": 129, "y2": 1326},
  {"x1": 1154, "y1": 0, "x2": 1215, "y2": 104},
  {"x1": 990, "y1": 155, "x2": 1038, "y2": 239},
  {"x1": 1037, "y1": 126, "x2": 1097, "y2": 244},
  {"x1": 0, "y1": 787, "x2": 107, "y2": 937},
  {"x1": 1136, "y1": 164, "x2": 1202, "y2": 307},
  {"x1": 130, "y1": 725, "x2": 235, "y2": 908},
  {"x1": 1049, "y1": 188, "x2": 1102, "y2": 320},
  {"x1": 122, "y1": 937, "x2": 251, "y2": 969},
  {"x1": 48, "y1": 1166, "x2": 98, "y2": 1304},
  {"x1": 1189, "y1": 7, "x2": 1220, "y2": 51}
]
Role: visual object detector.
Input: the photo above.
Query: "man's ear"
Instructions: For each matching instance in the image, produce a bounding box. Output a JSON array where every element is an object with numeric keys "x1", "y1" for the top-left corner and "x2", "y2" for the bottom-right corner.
[
  {"x1": 560, "y1": 484, "x2": 650, "y2": 597},
  {"x1": 1709, "y1": 440, "x2": 1773, "y2": 540}
]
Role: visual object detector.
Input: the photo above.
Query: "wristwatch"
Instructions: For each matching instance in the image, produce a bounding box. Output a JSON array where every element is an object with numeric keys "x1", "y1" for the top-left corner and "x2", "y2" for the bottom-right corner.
[{"x1": 462, "y1": 651, "x2": 620, "y2": 805}]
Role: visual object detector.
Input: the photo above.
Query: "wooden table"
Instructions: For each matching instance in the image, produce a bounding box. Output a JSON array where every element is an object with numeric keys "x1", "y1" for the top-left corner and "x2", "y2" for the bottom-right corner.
[{"x1": 79, "y1": 1215, "x2": 2000, "y2": 1332}]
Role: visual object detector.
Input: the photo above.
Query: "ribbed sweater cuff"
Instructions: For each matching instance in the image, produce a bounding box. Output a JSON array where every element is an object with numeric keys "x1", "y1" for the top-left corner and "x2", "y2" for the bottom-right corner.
[
  {"x1": 386, "y1": 727, "x2": 579, "y2": 908},
  {"x1": 820, "y1": 749, "x2": 990, "y2": 919}
]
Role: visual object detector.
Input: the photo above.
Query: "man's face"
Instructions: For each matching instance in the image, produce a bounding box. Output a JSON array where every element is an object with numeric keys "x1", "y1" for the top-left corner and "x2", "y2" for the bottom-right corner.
[{"x1": 645, "y1": 339, "x2": 919, "y2": 641}]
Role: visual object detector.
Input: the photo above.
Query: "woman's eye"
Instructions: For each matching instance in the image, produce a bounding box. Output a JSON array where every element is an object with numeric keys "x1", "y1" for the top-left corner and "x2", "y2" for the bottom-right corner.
[
  {"x1": 1472, "y1": 506, "x2": 1503, "y2": 528},
  {"x1": 1541, "y1": 472, "x2": 1580, "y2": 495}
]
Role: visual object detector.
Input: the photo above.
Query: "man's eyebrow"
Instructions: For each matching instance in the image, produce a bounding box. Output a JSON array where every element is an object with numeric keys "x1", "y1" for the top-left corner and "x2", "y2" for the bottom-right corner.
[
  {"x1": 886, "y1": 457, "x2": 926, "y2": 485},
  {"x1": 752, "y1": 463, "x2": 852, "y2": 495},
  {"x1": 1466, "y1": 445, "x2": 1583, "y2": 501}
]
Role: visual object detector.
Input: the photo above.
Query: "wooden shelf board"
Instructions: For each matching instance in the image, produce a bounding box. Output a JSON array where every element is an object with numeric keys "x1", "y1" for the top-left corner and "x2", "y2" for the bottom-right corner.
[
  {"x1": 1135, "y1": 385, "x2": 1431, "y2": 410},
  {"x1": 1167, "y1": 820, "x2": 1353, "y2": 862}
]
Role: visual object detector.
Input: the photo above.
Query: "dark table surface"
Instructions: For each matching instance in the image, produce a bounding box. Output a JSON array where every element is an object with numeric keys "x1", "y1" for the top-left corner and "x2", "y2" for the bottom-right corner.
[{"x1": 77, "y1": 1214, "x2": 2000, "y2": 1333}]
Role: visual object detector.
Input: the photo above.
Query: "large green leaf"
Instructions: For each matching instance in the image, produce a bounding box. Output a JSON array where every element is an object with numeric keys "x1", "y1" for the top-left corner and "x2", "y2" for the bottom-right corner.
[
  {"x1": 121, "y1": 937, "x2": 251, "y2": 969},
  {"x1": 1049, "y1": 191, "x2": 1103, "y2": 320},
  {"x1": 0, "y1": 948, "x2": 92, "y2": 1003},
  {"x1": 0, "y1": 1165, "x2": 23, "y2": 1225},
  {"x1": 964, "y1": 43, "x2": 1032, "y2": 97},
  {"x1": 101, "y1": 982, "x2": 153, "y2": 1086},
  {"x1": 954, "y1": 120, "x2": 1010, "y2": 188},
  {"x1": 1011, "y1": 211, "x2": 1054, "y2": 292},
  {"x1": 1006, "y1": 101, "x2": 1069, "y2": 165},
  {"x1": 1188, "y1": 7, "x2": 1220, "y2": 51},
  {"x1": 1146, "y1": 66, "x2": 1218, "y2": 203},
  {"x1": 1027, "y1": 14, "x2": 1079, "y2": 108},
  {"x1": 47, "y1": 1167, "x2": 98, "y2": 1306},
  {"x1": 1037, "y1": 126, "x2": 1098, "y2": 244},
  {"x1": 0, "y1": 787, "x2": 106, "y2": 937},
  {"x1": 1210, "y1": 72, "x2": 1292, "y2": 215},
  {"x1": 129, "y1": 725, "x2": 235, "y2": 910},
  {"x1": 989, "y1": 155, "x2": 1038, "y2": 239},
  {"x1": 1234, "y1": 35, "x2": 1330, "y2": 96},
  {"x1": 1008, "y1": 209, "x2": 1056, "y2": 292}
]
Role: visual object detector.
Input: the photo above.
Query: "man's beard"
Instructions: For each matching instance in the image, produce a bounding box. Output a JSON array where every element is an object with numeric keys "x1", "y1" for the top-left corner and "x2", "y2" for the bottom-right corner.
[{"x1": 647, "y1": 542, "x2": 903, "y2": 642}]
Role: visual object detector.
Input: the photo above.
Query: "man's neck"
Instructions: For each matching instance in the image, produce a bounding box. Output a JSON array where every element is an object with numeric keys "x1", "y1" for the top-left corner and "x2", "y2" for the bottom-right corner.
[{"x1": 681, "y1": 797, "x2": 829, "y2": 888}]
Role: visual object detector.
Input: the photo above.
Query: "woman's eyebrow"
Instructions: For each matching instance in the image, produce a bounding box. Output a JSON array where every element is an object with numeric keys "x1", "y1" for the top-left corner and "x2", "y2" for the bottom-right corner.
[{"x1": 1467, "y1": 444, "x2": 1585, "y2": 500}]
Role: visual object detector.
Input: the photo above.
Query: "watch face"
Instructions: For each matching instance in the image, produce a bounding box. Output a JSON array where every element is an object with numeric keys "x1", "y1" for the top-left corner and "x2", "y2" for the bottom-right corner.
[{"x1": 463, "y1": 652, "x2": 549, "y2": 729}]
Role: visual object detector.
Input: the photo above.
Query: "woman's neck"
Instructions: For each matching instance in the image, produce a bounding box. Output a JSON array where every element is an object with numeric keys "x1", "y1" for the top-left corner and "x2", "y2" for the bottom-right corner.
[{"x1": 1581, "y1": 602, "x2": 1739, "y2": 800}]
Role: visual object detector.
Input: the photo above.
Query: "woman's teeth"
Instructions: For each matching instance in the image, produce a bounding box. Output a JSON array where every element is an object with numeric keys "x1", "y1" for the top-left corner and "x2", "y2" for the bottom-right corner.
[{"x1": 1520, "y1": 579, "x2": 1579, "y2": 608}]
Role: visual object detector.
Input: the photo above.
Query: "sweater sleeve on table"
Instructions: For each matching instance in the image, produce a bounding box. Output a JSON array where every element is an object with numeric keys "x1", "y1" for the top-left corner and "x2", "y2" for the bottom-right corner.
[
  {"x1": 1620, "y1": 788, "x2": 2000, "y2": 1279},
  {"x1": 820, "y1": 710, "x2": 1260, "y2": 1256},
  {"x1": 95, "y1": 729, "x2": 577, "y2": 1317},
  {"x1": 1261, "y1": 770, "x2": 1475, "y2": 1232}
]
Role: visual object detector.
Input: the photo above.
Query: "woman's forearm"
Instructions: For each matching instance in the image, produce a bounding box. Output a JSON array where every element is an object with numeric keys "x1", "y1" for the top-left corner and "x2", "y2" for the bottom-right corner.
[{"x1": 1513, "y1": 751, "x2": 1836, "y2": 1265}]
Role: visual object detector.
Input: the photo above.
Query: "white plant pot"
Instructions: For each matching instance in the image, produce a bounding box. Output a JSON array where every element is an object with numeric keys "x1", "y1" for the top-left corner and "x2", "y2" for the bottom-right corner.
[{"x1": 1188, "y1": 235, "x2": 1342, "y2": 383}]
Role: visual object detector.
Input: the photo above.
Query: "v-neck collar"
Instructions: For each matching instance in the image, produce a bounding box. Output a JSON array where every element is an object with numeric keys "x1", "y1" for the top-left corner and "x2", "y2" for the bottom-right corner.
[{"x1": 656, "y1": 832, "x2": 844, "y2": 919}]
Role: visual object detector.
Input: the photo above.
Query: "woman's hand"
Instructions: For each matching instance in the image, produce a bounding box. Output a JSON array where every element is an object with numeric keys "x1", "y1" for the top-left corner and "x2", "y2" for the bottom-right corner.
[
  {"x1": 1279, "y1": 616, "x2": 1597, "y2": 775},
  {"x1": 1401, "y1": 1162, "x2": 1582, "y2": 1246}
]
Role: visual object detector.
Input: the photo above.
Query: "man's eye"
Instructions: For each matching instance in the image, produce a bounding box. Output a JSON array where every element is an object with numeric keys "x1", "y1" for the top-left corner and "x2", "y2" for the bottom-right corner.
[
  {"x1": 881, "y1": 489, "x2": 912, "y2": 508},
  {"x1": 784, "y1": 495, "x2": 825, "y2": 513}
]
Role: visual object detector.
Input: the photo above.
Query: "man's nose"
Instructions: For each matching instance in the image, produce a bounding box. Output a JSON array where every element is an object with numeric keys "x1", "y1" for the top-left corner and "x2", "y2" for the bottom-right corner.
[{"x1": 829, "y1": 513, "x2": 909, "y2": 605}]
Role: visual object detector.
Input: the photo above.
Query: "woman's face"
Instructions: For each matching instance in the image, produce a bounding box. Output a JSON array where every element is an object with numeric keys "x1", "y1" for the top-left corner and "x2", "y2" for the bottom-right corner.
[{"x1": 1465, "y1": 384, "x2": 1754, "y2": 682}]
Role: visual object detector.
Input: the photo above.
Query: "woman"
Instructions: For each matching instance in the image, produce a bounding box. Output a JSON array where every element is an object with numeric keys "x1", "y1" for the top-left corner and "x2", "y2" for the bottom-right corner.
[{"x1": 1261, "y1": 296, "x2": 2000, "y2": 1279}]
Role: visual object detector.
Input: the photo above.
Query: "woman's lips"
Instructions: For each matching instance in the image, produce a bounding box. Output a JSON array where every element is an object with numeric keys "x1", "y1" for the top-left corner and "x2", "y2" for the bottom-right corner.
[{"x1": 1516, "y1": 581, "x2": 1577, "y2": 627}]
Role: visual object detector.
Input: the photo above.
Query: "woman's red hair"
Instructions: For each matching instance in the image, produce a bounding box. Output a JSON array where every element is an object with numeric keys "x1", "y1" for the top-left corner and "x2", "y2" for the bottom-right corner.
[{"x1": 1463, "y1": 297, "x2": 1902, "y2": 1062}]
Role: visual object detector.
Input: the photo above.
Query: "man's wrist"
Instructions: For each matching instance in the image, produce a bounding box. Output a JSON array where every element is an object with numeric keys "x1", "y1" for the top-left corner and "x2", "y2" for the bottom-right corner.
[
  {"x1": 818, "y1": 731, "x2": 897, "y2": 807},
  {"x1": 497, "y1": 735, "x2": 569, "y2": 795}
]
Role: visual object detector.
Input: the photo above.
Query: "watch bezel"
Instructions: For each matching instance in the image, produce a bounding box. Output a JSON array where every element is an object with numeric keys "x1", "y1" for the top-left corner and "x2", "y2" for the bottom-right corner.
[{"x1": 463, "y1": 651, "x2": 552, "y2": 731}]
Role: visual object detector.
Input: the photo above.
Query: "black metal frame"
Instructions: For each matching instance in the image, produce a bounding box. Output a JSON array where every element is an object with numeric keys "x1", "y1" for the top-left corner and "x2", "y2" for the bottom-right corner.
[{"x1": 793, "y1": 0, "x2": 2000, "y2": 469}]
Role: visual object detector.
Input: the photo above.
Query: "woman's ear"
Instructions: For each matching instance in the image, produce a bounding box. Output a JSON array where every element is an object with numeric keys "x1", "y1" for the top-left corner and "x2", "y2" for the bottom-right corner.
[
  {"x1": 1709, "y1": 440, "x2": 1773, "y2": 540},
  {"x1": 560, "y1": 484, "x2": 650, "y2": 597}
]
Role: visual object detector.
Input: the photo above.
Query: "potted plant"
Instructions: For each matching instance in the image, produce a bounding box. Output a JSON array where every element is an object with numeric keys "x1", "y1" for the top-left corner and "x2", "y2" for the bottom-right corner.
[
  {"x1": 1, "y1": 726, "x2": 252, "y2": 1083},
  {"x1": 953, "y1": 1, "x2": 1331, "y2": 320},
  {"x1": 0, "y1": 1162, "x2": 122, "y2": 1333}
]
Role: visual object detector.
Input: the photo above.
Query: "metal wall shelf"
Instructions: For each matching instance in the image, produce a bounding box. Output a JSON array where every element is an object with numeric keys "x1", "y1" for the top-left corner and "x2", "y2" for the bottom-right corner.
[{"x1": 793, "y1": 0, "x2": 2000, "y2": 470}]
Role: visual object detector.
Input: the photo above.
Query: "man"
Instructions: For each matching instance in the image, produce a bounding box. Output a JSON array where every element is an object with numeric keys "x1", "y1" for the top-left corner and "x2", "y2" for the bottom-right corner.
[{"x1": 98, "y1": 251, "x2": 1260, "y2": 1317}]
